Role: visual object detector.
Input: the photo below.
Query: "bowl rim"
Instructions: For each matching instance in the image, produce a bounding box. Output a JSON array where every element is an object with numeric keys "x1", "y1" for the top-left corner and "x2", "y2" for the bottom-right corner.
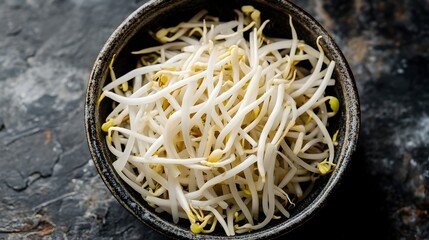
[{"x1": 84, "y1": 0, "x2": 360, "y2": 239}]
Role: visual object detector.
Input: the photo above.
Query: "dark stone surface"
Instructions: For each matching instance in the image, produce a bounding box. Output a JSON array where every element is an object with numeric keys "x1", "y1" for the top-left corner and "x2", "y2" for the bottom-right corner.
[{"x1": 0, "y1": 0, "x2": 427, "y2": 239}]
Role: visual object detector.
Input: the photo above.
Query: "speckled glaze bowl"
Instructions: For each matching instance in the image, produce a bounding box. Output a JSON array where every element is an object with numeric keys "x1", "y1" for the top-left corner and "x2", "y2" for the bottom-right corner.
[{"x1": 84, "y1": 0, "x2": 360, "y2": 239}]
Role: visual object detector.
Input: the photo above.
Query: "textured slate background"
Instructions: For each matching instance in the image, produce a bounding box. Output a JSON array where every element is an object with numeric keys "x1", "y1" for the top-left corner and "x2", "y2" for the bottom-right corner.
[{"x1": 0, "y1": 0, "x2": 428, "y2": 239}]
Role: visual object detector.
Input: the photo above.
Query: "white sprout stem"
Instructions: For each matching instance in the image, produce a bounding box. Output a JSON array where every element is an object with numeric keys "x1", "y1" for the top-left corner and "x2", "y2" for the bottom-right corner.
[
  {"x1": 185, "y1": 155, "x2": 258, "y2": 199},
  {"x1": 307, "y1": 110, "x2": 335, "y2": 163},
  {"x1": 290, "y1": 37, "x2": 325, "y2": 98},
  {"x1": 296, "y1": 61, "x2": 335, "y2": 116},
  {"x1": 256, "y1": 84, "x2": 285, "y2": 182}
]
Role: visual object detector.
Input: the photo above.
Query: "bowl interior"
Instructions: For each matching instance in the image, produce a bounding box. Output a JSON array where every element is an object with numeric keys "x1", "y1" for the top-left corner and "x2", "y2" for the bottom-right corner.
[{"x1": 85, "y1": 0, "x2": 360, "y2": 239}]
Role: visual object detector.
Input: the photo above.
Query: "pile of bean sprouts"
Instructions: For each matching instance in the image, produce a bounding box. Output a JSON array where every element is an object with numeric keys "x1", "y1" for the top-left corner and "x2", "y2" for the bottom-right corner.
[{"x1": 100, "y1": 6, "x2": 339, "y2": 236}]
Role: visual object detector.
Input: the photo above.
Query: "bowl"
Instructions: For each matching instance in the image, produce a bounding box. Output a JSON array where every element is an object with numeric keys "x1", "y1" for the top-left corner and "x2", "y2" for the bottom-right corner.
[{"x1": 84, "y1": 0, "x2": 360, "y2": 239}]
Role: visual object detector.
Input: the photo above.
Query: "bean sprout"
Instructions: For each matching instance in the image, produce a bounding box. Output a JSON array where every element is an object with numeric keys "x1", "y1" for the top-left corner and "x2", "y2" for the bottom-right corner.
[{"x1": 100, "y1": 5, "x2": 339, "y2": 236}]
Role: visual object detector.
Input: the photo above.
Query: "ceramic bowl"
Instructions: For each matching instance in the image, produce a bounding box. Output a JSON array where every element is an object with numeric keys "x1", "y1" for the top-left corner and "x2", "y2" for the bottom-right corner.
[{"x1": 84, "y1": 0, "x2": 360, "y2": 239}]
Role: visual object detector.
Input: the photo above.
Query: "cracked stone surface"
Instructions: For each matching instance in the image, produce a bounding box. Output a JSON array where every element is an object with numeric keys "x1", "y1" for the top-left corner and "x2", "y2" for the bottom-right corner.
[{"x1": 0, "y1": 0, "x2": 428, "y2": 239}]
